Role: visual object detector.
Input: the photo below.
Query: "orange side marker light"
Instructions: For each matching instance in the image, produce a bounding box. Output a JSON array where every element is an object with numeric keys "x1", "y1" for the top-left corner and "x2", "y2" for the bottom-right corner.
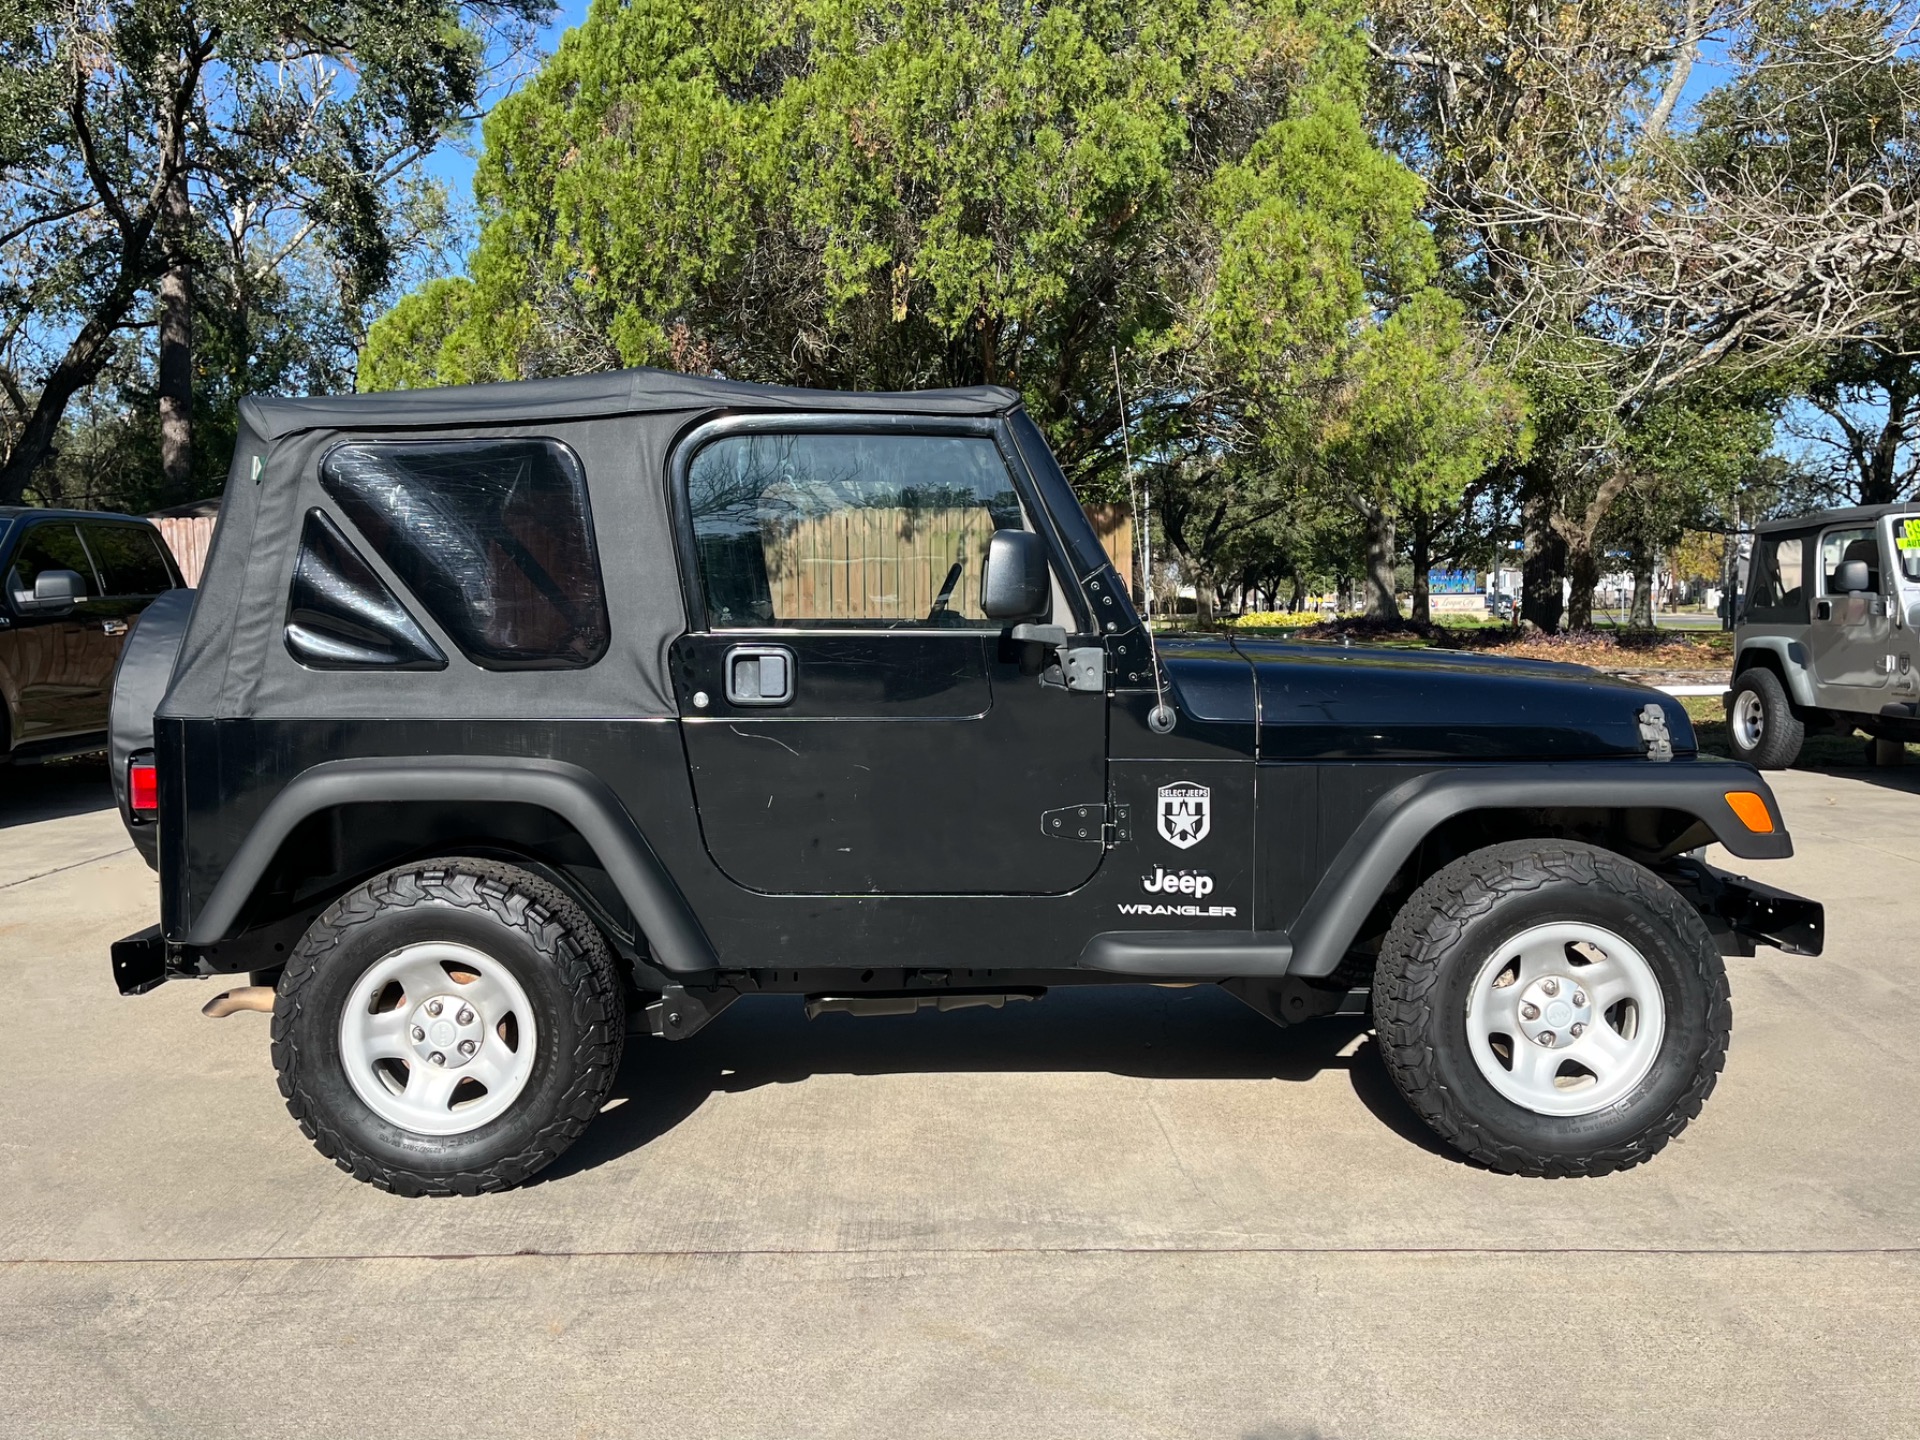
[{"x1": 1724, "y1": 791, "x2": 1774, "y2": 834}]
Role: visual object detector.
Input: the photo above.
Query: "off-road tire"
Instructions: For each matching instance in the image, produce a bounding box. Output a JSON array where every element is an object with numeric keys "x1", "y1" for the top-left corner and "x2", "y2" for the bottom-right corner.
[
  {"x1": 271, "y1": 858, "x2": 624, "y2": 1195},
  {"x1": 1373, "y1": 841, "x2": 1730, "y2": 1178},
  {"x1": 1727, "y1": 667, "x2": 1803, "y2": 769}
]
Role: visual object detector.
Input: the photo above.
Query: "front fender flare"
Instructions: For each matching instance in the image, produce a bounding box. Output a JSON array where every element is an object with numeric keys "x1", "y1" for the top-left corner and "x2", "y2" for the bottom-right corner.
[
  {"x1": 1285, "y1": 761, "x2": 1792, "y2": 978},
  {"x1": 183, "y1": 755, "x2": 718, "y2": 974}
]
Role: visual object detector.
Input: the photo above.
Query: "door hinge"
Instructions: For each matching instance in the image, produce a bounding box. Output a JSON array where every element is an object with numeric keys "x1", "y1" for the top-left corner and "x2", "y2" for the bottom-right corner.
[{"x1": 1041, "y1": 802, "x2": 1131, "y2": 845}]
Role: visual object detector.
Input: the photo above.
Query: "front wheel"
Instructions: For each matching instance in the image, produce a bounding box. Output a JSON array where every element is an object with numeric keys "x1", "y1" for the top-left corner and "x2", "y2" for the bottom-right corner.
[
  {"x1": 1373, "y1": 841, "x2": 1729, "y2": 1177},
  {"x1": 272, "y1": 858, "x2": 624, "y2": 1195}
]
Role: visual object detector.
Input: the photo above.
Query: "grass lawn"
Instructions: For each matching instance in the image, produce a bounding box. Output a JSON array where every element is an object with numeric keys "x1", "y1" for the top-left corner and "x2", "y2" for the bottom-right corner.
[{"x1": 1220, "y1": 614, "x2": 1735, "y2": 674}]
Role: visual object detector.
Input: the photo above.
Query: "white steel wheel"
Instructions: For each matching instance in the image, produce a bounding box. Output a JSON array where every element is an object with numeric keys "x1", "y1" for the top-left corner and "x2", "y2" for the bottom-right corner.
[
  {"x1": 1732, "y1": 689, "x2": 1766, "y2": 751},
  {"x1": 1463, "y1": 921, "x2": 1667, "y2": 1117},
  {"x1": 338, "y1": 941, "x2": 539, "y2": 1137}
]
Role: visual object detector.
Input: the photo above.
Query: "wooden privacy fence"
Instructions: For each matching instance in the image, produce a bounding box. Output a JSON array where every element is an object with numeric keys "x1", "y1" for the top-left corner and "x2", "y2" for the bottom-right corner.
[
  {"x1": 141, "y1": 500, "x2": 1133, "y2": 610},
  {"x1": 762, "y1": 504, "x2": 999, "y2": 621},
  {"x1": 1083, "y1": 502, "x2": 1134, "y2": 591},
  {"x1": 151, "y1": 514, "x2": 217, "y2": 587}
]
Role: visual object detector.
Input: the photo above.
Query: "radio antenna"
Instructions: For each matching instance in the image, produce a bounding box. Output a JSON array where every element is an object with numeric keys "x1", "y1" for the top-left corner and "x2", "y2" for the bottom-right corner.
[{"x1": 1111, "y1": 347, "x2": 1174, "y2": 733}]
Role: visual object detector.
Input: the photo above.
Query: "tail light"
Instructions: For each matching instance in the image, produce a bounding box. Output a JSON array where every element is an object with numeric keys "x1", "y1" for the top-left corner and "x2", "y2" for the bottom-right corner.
[{"x1": 129, "y1": 757, "x2": 158, "y2": 819}]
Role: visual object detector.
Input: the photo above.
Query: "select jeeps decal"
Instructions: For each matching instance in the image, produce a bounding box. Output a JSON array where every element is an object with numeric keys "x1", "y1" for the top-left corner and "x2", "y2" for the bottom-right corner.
[
  {"x1": 1118, "y1": 867, "x2": 1237, "y2": 919},
  {"x1": 1156, "y1": 781, "x2": 1210, "y2": 849}
]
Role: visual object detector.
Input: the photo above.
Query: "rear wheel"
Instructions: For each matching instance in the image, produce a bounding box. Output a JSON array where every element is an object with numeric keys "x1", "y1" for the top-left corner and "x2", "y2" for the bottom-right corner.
[
  {"x1": 1373, "y1": 841, "x2": 1729, "y2": 1177},
  {"x1": 1727, "y1": 667, "x2": 1803, "y2": 769},
  {"x1": 272, "y1": 858, "x2": 624, "y2": 1195}
]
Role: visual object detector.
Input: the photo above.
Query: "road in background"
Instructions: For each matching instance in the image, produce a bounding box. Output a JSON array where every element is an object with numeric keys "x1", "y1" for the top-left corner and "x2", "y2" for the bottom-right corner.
[{"x1": 1, "y1": 757, "x2": 1914, "y2": 1439}]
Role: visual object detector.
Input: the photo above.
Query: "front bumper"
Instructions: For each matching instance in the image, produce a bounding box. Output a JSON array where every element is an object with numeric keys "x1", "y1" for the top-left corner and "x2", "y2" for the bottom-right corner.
[{"x1": 1666, "y1": 857, "x2": 1824, "y2": 957}]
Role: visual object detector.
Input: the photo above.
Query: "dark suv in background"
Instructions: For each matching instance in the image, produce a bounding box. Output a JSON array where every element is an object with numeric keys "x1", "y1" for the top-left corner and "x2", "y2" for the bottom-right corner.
[{"x1": 0, "y1": 507, "x2": 182, "y2": 762}]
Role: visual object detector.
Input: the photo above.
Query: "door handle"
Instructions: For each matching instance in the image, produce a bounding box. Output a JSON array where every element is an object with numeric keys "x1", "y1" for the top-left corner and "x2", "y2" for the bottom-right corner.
[
  {"x1": 723, "y1": 645, "x2": 795, "y2": 706},
  {"x1": 101, "y1": 618, "x2": 128, "y2": 637},
  {"x1": 1815, "y1": 600, "x2": 1832, "y2": 621}
]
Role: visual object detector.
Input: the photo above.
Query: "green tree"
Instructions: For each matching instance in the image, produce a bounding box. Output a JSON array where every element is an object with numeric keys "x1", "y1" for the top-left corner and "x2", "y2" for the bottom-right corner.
[
  {"x1": 1320, "y1": 290, "x2": 1525, "y2": 621},
  {"x1": 0, "y1": 0, "x2": 543, "y2": 506},
  {"x1": 1369, "y1": 0, "x2": 1920, "y2": 630},
  {"x1": 1147, "y1": 124, "x2": 1525, "y2": 623},
  {"x1": 368, "y1": 0, "x2": 1454, "y2": 518},
  {"x1": 1142, "y1": 88, "x2": 1450, "y2": 619},
  {"x1": 1604, "y1": 392, "x2": 1777, "y2": 631}
]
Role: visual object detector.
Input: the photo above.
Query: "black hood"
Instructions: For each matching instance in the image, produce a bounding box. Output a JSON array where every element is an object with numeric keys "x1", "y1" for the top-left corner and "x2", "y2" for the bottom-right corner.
[{"x1": 1155, "y1": 635, "x2": 1692, "y2": 762}]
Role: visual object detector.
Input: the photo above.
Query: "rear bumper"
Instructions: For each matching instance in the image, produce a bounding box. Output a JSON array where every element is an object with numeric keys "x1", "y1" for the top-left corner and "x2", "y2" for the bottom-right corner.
[
  {"x1": 1665, "y1": 858, "x2": 1824, "y2": 957},
  {"x1": 110, "y1": 925, "x2": 170, "y2": 995},
  {"x1": 110, "y1": 925, "x2": 215, "y2": 994}
]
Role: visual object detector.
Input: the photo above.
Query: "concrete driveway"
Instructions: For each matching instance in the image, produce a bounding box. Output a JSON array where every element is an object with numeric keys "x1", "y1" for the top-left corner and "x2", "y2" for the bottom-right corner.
[{"x1": 1, "y1": 756, "x2": 1915, "y2": 1439}]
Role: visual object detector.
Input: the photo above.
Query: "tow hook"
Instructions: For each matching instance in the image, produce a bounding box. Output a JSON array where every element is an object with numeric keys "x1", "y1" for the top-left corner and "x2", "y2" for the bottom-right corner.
[{"x1": 202, "y1": 986, "x2": 276, "y2": 1018}]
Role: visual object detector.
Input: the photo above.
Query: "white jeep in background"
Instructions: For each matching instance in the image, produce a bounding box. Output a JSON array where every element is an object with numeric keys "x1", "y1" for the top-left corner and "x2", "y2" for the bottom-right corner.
[{"x1": 1729, "y1": 502, "x2": 1920, "y2": 768}]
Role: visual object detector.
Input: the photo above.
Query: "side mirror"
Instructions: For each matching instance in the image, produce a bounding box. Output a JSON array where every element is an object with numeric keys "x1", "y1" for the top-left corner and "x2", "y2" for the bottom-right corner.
[
  {"x1": 15, "y1": 568, "x2": 85, "y2": 613},
  {"x1": 980, "y1": 530, "x2": 1050, "y2": 621},
  {"x1": 1834, "y1": 560, "x2": 1872, "y2": 596}
]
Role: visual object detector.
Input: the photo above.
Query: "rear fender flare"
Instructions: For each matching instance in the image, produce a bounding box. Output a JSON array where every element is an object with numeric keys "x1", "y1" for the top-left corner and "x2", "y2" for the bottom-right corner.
[
  {"x1": 1286, "y1": 763, "x2": 1791, "y2": 979},
  {"x1": 183, "y1": 756, "x2": 718, "y2": 974}
]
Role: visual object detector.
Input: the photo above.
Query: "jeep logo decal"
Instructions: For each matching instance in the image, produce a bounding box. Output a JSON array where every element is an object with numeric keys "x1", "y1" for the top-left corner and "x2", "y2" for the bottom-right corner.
[
  {"x1": 1143, "y1": 867, "x2": 1213, "y2": 898},
  {"x1": 1156, "y1": 782, "x2": 1210, "y2": 849}
]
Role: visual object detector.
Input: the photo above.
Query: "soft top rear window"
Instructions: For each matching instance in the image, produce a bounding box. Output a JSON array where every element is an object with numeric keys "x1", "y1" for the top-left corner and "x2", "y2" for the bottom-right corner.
[{"x1": 320, "y1": 438, "x2": 609, "y2": 670}]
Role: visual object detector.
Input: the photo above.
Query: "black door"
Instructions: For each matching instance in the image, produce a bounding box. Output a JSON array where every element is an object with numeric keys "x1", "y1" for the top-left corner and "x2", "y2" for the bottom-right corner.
[
  {"x1": 672, "y1": 423, "x2": 1108, "y2": 895},
  {"x1": 1, "y1": 521, "x2": 115, "y2": 742}
]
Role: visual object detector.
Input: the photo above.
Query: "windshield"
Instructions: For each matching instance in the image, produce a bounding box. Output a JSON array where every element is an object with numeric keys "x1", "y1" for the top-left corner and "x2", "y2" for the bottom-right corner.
[{"x1": 1895, "y1": 516, "x2": 1920, "y2": 584}]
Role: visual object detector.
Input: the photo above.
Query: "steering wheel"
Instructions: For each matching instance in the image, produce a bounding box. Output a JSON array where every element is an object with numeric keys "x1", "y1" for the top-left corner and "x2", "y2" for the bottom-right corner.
[{"x1": 926, "y1": 561, "x2": 965, "y2": 624}]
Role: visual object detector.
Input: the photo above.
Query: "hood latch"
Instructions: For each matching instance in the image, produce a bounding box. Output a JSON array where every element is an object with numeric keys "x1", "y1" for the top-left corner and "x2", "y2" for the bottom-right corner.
[{"x1": 1638, "y1": 703, "x2": 1674, "y2": 762}]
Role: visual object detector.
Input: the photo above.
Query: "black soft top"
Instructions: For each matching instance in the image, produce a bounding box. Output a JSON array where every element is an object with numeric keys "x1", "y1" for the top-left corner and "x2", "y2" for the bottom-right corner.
[
  {"x1": 238, "y1": 369, "x2": 1019, "y2": 442},
  {"x1": 161, "y1": 369, "x2": 1026, "y2": 726}
]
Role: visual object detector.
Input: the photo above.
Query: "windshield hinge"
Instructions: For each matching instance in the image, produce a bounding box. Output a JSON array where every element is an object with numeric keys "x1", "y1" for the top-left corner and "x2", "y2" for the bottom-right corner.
[{"x1": 1012, "y1": 625, "x2": 1106, "y2": 693}]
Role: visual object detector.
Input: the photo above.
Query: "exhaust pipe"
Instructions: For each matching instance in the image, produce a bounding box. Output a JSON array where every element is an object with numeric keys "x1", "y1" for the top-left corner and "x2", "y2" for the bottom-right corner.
[{"x1": 202, "y1": 986, "x2": 276, "y2": 1018}]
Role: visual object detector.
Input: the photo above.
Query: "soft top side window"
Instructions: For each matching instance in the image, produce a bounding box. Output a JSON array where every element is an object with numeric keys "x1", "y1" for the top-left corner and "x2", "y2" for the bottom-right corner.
[
  {"x1": 1818, "y1": 526, "x2": 1880, "y2": 595},
  {"x1": 1746, "y1": 532, "x2": 1807, "y2": 624},
  {"x1": 320, "y1": 438, "x2": 609, "y2": 670},
  {"x1": 686, "y1": 431, "x2": 1028, "y2": 630},
  {"x1": 285, "y1": 509, "x2": 447, "y2": 671}
]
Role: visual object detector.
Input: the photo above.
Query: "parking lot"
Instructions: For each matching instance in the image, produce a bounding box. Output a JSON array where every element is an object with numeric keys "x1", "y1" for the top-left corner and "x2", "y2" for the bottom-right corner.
[{"x1": 1, "y1": 756, "x2": 1915, "y2": 1439}]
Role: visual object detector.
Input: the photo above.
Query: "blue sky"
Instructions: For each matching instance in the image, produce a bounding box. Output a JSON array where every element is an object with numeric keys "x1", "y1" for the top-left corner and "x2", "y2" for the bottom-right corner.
[{"x1": 422, "y1": 0, "x2": 594, "y2": 253}]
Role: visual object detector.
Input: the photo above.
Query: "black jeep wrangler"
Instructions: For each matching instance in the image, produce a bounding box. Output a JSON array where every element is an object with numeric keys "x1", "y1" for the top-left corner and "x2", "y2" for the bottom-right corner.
[{"x1": 111, "y1": 370, "x2": 1823, "y2": 1193}]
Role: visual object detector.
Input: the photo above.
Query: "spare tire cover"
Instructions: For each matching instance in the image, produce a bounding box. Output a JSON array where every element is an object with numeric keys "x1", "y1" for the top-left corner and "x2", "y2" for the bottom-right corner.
[{"x1": 109, "y1": 588, "x2": 194, "y2": 868}]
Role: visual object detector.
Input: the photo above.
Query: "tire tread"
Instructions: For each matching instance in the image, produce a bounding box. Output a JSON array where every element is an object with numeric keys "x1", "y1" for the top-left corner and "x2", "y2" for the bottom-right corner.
[{"x1": 1373, "y1": 840, "x2": 1730, "y2": 1178}]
